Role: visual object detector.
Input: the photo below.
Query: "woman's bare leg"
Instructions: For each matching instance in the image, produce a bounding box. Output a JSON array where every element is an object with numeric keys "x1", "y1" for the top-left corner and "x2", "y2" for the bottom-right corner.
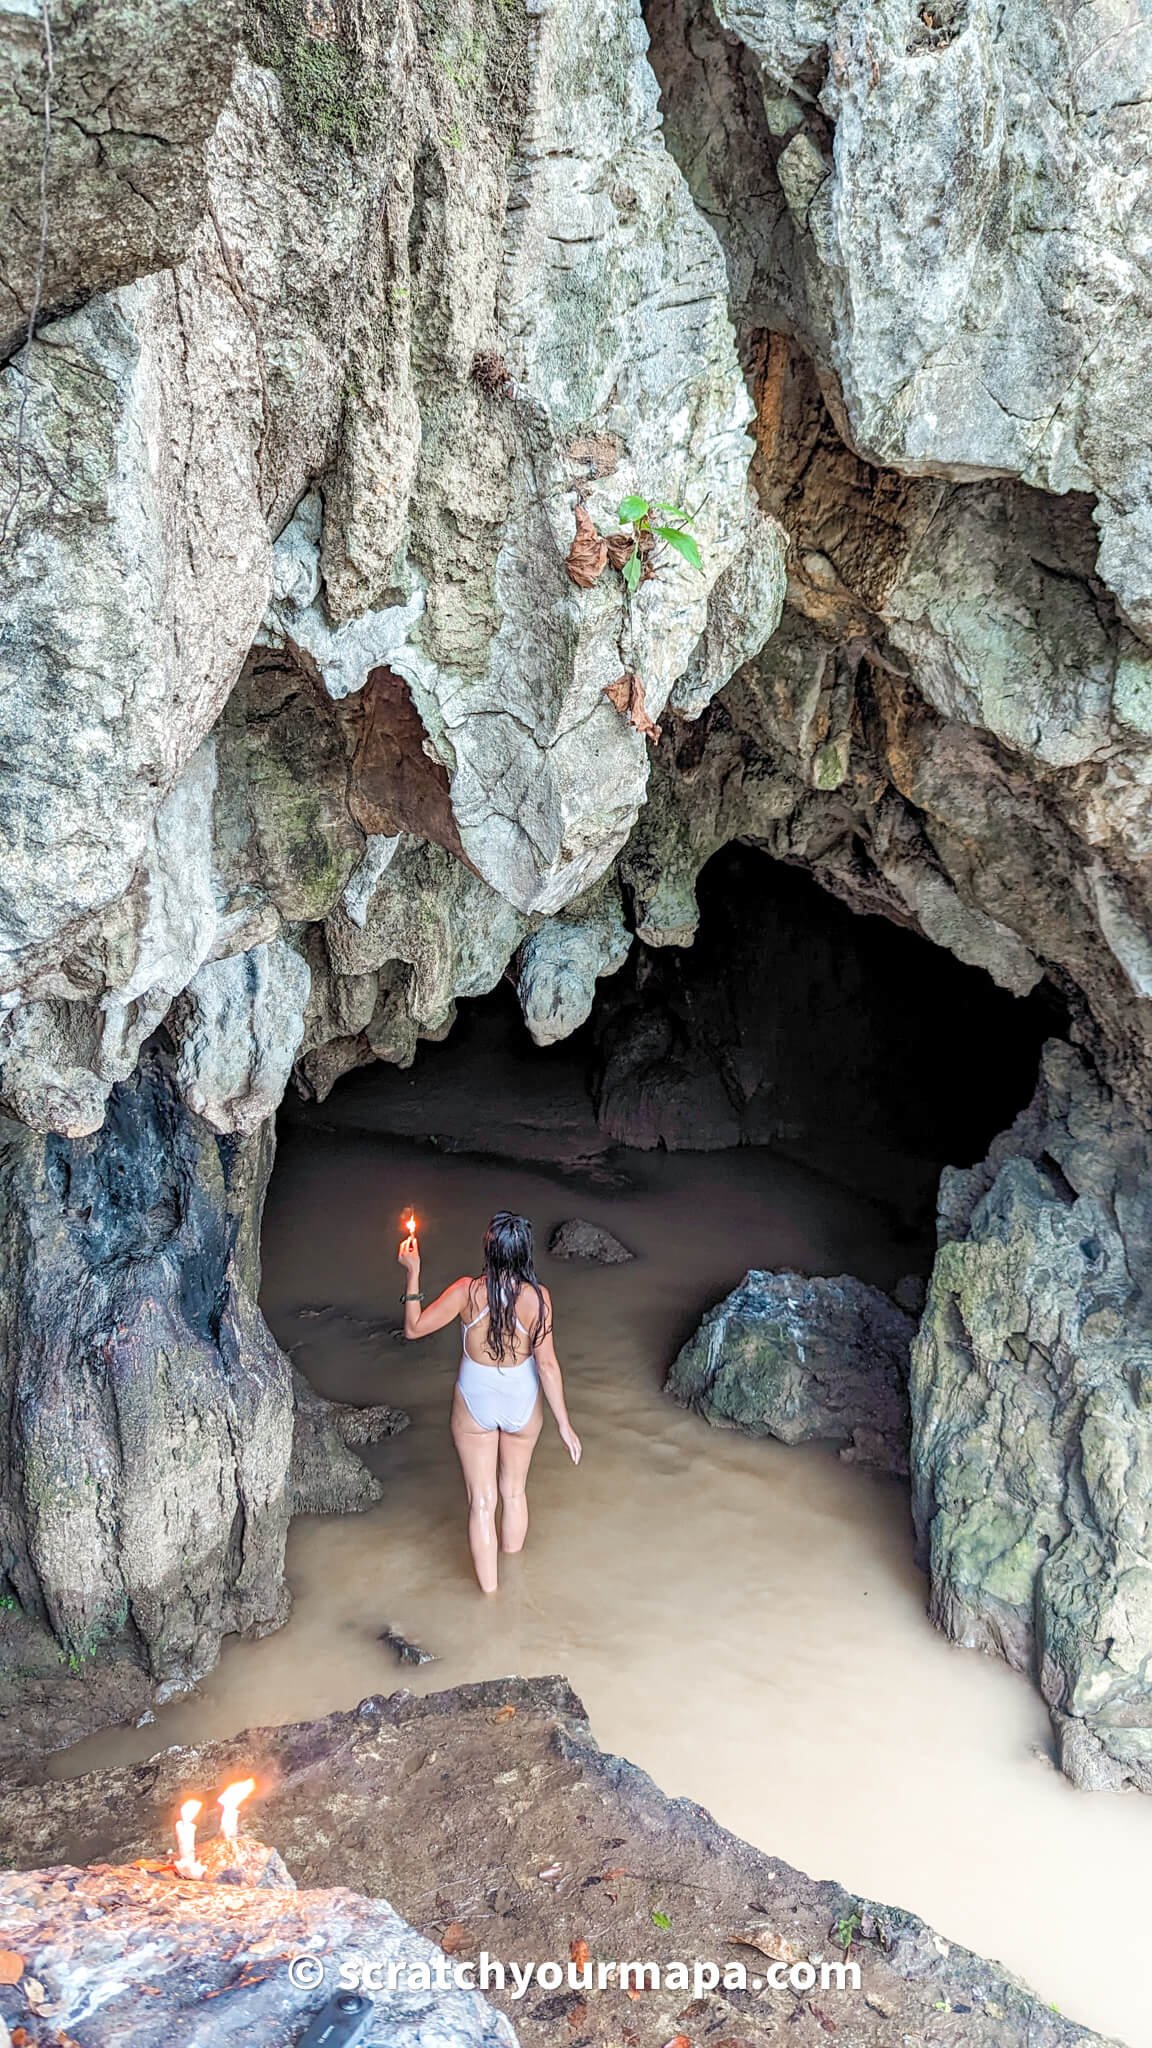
[
  {"x1": 497, "y1": 1396, "x2": 544, "y2": 1554},
  {"x1": 451, "y1": 1389, "x2": 501, "y2": 1593}
]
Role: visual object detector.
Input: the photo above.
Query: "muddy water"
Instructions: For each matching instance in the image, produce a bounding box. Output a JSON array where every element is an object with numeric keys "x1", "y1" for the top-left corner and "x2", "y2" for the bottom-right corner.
[{"x1": 58, "y1": 1111, "x2": 1152, "y2": 2046}]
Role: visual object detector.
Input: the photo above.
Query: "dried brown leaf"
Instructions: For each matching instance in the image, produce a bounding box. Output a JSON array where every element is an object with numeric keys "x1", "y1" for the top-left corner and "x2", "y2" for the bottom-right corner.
[
  {"x1": 726, "y1": 1928, "x2": 804, "y2": 1965},
  {"x1": 569, "y1": 1937, "x2": 590, "y2": 1969},
  {"x1": 604, "y1": 672, "x2": 662, "y2": 743},
  {"x1": 440, "y1": 1922, "x2": 477, "y2": 1958},
  {"x1": 0, "y1": 1953, "x2": 23, "y2": 1985},
  {"x1": 565, "y1": 505, "x2": 609, "y2": 588},
  {"x1": 493, "y1": 1703, "x2": 517, "y2": 1722}
]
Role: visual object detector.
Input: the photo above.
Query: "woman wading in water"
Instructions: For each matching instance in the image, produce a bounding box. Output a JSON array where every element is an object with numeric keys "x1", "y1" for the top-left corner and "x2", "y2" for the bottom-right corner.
[{"x1": 398, "y1": 1212, "x2": 582, "y2": 1592}]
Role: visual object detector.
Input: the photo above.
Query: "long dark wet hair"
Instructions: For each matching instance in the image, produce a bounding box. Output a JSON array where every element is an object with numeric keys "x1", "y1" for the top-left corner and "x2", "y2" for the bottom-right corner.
[{"x1": 479, "y1": 1212, "x2": 548, "y2": 1363}]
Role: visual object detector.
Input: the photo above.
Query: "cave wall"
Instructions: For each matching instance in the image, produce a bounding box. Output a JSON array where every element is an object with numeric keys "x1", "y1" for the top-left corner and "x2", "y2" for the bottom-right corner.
[
  {"x1": 0, "y1": 1049, "x2": 293, "y2": 1681},
  {"x1": 2, "y1": 0, "x2": 1152, "y2": 1776}
]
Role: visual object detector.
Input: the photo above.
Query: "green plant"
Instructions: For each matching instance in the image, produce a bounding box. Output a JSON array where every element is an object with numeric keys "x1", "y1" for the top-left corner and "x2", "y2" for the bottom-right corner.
[
  {"x1": 651, "y1": 1908, "x2": 672, "y2": 1930},
  {"x1": 613, "y1": 494, "x2": 704, "y2": 593},
  {"x1": 833, "y1": 1909, "x2": 863, "y2": 1956},
  {"x1": 0, "y1": 1593, "x2": 18, "y2": 1613}
]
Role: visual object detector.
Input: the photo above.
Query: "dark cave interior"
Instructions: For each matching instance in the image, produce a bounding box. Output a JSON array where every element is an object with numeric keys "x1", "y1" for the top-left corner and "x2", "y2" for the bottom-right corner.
[{"x1": 288, "y1": 843, "x2": 1065, "y2": 1233}]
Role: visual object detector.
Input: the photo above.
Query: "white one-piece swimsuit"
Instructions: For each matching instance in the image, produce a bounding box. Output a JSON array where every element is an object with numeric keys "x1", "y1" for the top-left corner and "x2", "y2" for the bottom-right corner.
[{"x1": 457, "y1": 1304, "x2": 541, "y2": 1433}]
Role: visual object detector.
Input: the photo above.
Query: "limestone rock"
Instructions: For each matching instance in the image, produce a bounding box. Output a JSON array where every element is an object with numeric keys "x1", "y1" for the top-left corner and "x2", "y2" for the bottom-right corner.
[
  {"x1": 516, "y1": 877, "x2": 632, "y2": 1047},
  {"x1": 668, "y1": 1268, "x2": 915, "y2": 1475},
  {"x1": 549, "y1": 1219, "x2": 636, "y2": 1264},
  {"x1": 171, "y1": 938, "x2": 312, "y2": 1136},
  {"x1": 0, "y1": 1051, "x2": 294, "y2": 1686},
  {"x1": 0, "y1": 1678, "x2": 1112, "y2": 2048},
  {"x1": 912, "y1": 1040, "x2": 1152, "y2": 1790},
  {"x1": 0, "y1": 0, "x2": 239, "y2": 359},
  {"x1": 0, "y1": 1858, "x2": 516, "y2": 2048},
  {"x1": 699, "y1": 0, "x2": 1152, "y2": 639},
  {"x1": 289, "y1": 1368, "x2": 408, "y2": 1519}
]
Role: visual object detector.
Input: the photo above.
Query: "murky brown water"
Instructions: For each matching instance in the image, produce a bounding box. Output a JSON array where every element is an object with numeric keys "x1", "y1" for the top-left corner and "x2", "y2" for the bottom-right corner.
[{"x1": 58, "y1": 1106, "x2": 1152, "y2": 2046}]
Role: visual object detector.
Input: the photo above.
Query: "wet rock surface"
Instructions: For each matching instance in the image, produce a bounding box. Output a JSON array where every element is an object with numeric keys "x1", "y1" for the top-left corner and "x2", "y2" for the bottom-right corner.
[
  {"x1": 0, "y1": 1048, "x2": 394, "y2": 1749},
  {"x1": 0, "y1": 1678, "x2": 1117, "y2": 2047},
  {"x1": 913, "y1": 1040, "x2": 1152, "y2": 1791},
  {"x1": 549, "y1": 1219, "x2": 635, "y2": 1263},
  {"x1": 668, "y1": 1269, "x2": 915, "y2": 1476}
]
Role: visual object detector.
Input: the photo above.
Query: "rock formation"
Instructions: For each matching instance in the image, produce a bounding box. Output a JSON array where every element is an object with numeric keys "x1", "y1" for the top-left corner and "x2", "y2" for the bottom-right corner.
[
  {"x1": 669, "y1": 1268, "x2": 915, "y2": 1474},
  {"x1": 0, "y1": 1678, "x2": 1120, "y2": 2048},
  {"x1": 0, "y1": 1045, "x2": 394, "y2": 1727},
  {"x1": 2, "y1": 0, "x2": 1152, "y2": 1786},
  {"x1": 548, "y1": 1218, "x2": 635, "y2": 1263},
  {"x1": 1, "y1": 1851, "x2": 516, "y2": 2048},
  {"x1": 913, "y1": 1039, "x2": 1152, "y2": 1792}
]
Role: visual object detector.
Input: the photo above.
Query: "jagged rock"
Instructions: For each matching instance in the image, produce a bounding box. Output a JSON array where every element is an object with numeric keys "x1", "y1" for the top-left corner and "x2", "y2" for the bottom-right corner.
[
  {"x1": 912, "y1": 1039, "x2": 1152, "y2": 1792},
  {"x1": 667, "y1": 1269, "x2": 915, "y2": 1476},
  {"x1": 0, "y1": 1, "x2": 239, "y2": 360},
  {"x1": 548, "y1": 1219, "x2": 635, "y2": 1264},
  {"x1": 0, "y1": 1856, "x2": 515, "y2": 2048},
  {"x1": 0, "y1": 1049, "x2": 293, "y2": 1685},
  {"x1": 0, "y1": 1678, "x2": 1113, "y2": 2048},
  {"x1": 289, "y1": 1369, "x2": 407, "y2": 1519},
  {"x1": 379, "y1": 1623, "x2": 438, "y2": 1666},
  {"x1": 675, "y1": 0, "x2": 1152, "y2": 640},
  {"x1": 516, "y1": 878, "x2": 632, "y2": 1047},
  {"x1": 170, "y1": 937, "x2": 312, "y2": 1136}
]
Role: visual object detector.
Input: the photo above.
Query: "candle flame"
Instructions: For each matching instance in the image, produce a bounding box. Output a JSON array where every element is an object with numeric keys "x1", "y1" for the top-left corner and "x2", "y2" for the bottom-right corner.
[
  {"x1": 174, "y1": 1795, "x2": 205, "y2": 1879},
  {"x1": 404, "y1": 1212, "x2": 416, "y2": 1236},
  {"x1": 218, "y1": 1777, "x2": 256, "y2": 1841}
]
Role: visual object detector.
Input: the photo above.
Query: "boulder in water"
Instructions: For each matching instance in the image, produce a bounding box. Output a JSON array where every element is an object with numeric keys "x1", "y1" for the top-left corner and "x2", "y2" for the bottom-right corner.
[
  {"x1": 666, "y1": 1269, "x2": 914, "y2": 1476},
  {"x1": 549, "y1": 1218, "x2": 635, "y2": 1264}
]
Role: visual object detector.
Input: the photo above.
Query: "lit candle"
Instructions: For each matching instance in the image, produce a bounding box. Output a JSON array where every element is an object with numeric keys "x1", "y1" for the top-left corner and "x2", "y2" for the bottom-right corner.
[
  {"x1": 218, "y1": 1777, "x2": 256, "y2": 1842},
  {"x1": 403, "y1": 1212, "x2": 417, "y2": 1239},
  {"x1": 174, "y1": 1798, "x2": 204, "y2": 1879}
]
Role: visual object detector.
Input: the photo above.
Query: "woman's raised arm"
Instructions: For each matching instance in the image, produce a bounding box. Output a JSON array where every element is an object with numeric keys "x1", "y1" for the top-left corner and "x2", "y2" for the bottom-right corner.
[{"x1": 398, "y1": 1235, "x2": 471, "y2": 1338}]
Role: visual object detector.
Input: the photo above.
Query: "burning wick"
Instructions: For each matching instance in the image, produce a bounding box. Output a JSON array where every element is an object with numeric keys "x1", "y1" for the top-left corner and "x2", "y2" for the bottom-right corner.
[
  {"x1": 217, "y1": 1777, "x2": 256, "y2": 1842},
  {"x1": 174, "y1": 1798, "x2": 204, "y2": 1879}
]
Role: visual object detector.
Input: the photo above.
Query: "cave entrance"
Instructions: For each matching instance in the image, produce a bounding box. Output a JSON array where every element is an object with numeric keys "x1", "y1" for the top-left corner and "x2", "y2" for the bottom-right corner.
[
  {"x1": 280, "y1": 838, "x2": 1062, "y2": 1256},
  {"x1": 236, "y1": 849, "x2": 1077, "y2": 1991}
]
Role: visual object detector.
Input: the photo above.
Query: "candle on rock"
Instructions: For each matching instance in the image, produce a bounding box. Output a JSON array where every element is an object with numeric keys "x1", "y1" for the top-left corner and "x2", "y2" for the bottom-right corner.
[
  {"x1": 218, "y1": 1778, "x2": 256, "y2": 1842},
  {"x1": 174, "y1": 1798, "x2": 204, "y2": 1879}
]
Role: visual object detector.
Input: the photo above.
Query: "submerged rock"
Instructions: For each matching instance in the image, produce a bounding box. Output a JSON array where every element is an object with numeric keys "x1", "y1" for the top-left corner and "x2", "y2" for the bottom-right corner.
[
  {"x1": 379, "y1": 1623, "x2": 438, "y2": 1667},
  {"x1": 0, "y1": 1677, "x2": 1113, "y2": 2048},
  {"x1": 548, "y1": 1218, "x2": 636, "y2": 1264},
  {"x1": 289, "y1": 1370, "x2": 408, "y2": 1519},
  {"x1": 667, "y1": 1269, "x2": 914, "y2": 1476}
]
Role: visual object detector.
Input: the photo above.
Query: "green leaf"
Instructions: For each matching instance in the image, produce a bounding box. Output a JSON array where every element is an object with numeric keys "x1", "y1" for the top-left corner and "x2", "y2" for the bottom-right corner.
[
  {"x1": 651, "y1": 1909, "x2": 672, "y2": 1929},
  {"x1": 655, "y1": 525, "x2": 703, "y2": 572},
  {"x1": 651, "y1": 501, "x2": 692, "y2": 521},
  {"x1": 622, "y1": 550, "x2": 644, "y2": 593},
  {"x1": 617, "y1": 494, "x2": 650, "y2": 524}
]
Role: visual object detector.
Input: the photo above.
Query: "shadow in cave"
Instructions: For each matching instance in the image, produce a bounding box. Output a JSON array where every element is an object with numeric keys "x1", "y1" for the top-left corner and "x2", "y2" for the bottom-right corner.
[
  {"x1": 595, "y1": 844, "x2": 1065, "y2": 1212},
  {"x1": 285, "y1": 842, "x2": 1065, "y2": 1263}
]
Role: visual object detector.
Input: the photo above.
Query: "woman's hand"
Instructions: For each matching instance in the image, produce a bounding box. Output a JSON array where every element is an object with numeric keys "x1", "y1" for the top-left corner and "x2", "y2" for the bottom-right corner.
[
  {"x1": 398, "y1": 1233, "x2": 421, "y2": 1278},
  {"x1": 559, "y1": 1421, "x2": 582, "y2": 1466}
]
